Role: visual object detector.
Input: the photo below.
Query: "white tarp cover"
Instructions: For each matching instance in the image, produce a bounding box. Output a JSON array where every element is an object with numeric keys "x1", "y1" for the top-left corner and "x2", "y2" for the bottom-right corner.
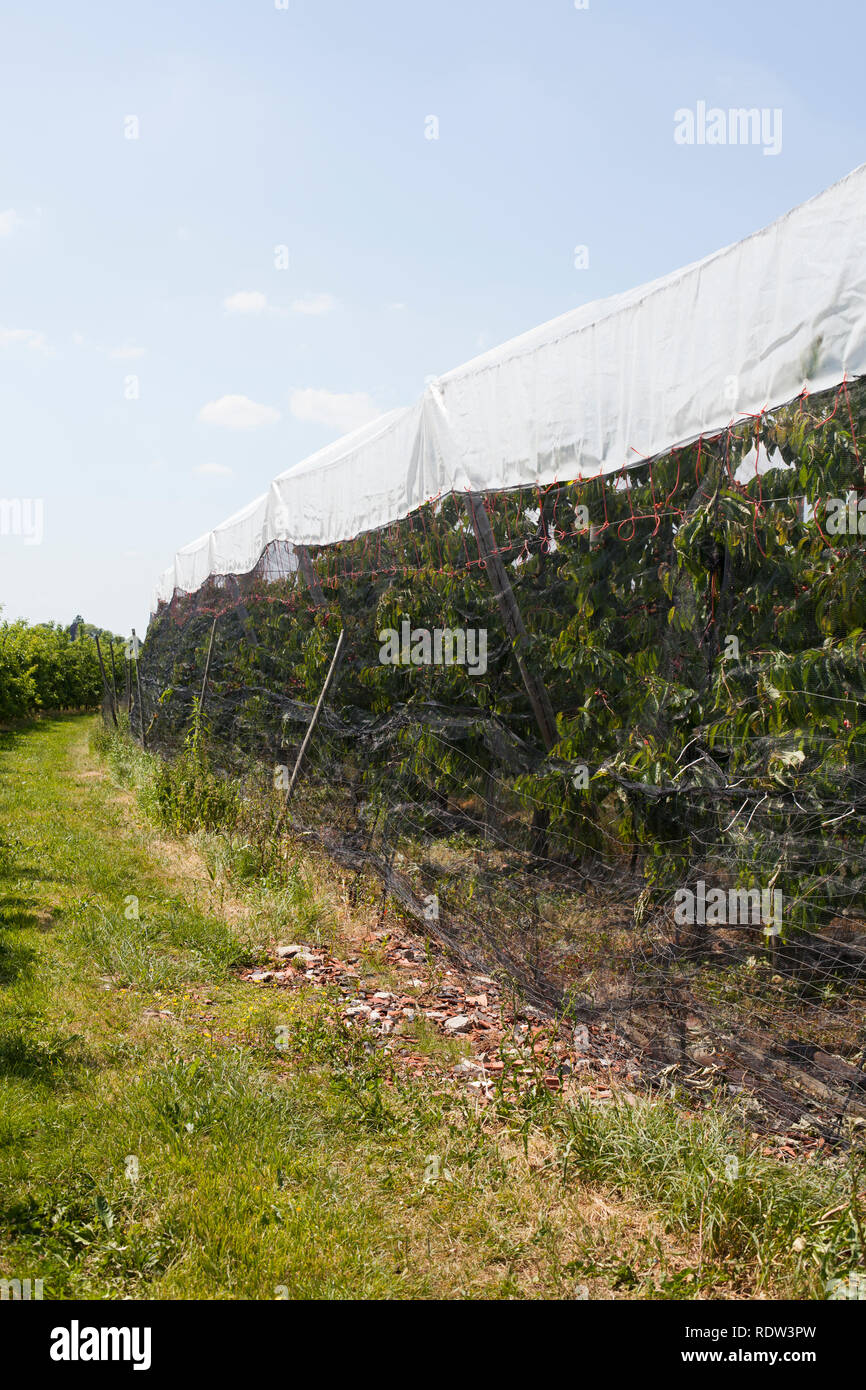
[{"x1": 156, "y1": 162, "x2": 866, "y2": 606}]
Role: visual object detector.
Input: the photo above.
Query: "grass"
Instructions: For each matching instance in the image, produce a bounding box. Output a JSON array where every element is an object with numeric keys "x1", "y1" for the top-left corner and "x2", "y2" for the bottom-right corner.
[{"x1": 0, "y1": 714, "x2": 863, "y2": 1300}]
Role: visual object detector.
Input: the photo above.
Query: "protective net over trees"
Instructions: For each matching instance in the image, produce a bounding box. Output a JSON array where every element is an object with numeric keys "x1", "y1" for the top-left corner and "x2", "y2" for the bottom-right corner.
[{"x1": 140, "y1": 166, "x2": 866, "y2": 1141}]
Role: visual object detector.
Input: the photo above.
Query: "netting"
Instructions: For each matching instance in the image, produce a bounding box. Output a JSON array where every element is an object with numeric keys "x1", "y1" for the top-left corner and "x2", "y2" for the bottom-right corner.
[
  {"x1": 136, "y1": 382, "x2": 866, "y2": 1141},
  {"x1": 154, "y1": 163, "x2": 866, "y2": 605}
]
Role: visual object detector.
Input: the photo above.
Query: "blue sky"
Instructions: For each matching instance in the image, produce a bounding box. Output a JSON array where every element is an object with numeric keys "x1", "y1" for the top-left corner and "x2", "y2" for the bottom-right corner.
[{"x1": 1, "y1": 0, "x2": 864, "y2": 636}]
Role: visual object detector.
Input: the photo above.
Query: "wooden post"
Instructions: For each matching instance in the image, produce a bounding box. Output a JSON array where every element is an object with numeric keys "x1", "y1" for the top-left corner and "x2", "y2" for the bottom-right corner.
[
  {"x1": 94, "y1": 635, "x2": 118, "y2": 727},
  {"x1": 462, "y1": 492, "x2": 558, "y2": 752},
  {"x1": 271, "y1": 628, "x2": 346, "y2": 842},
  {"x1": 297, "y1": 544, "x2": 347, "y2": 693},
  {"x1": 108, "y1": 641, "x2": 120, "y2": 708},
  {"x1": 125, "y1": 655, "x2": 131, "y2": 714},
  {"x1": 134, "y1": 655, "x2": 146, "y2": 749},
  {"x1": 285, "y1": 629, "x2": 345, "y2": 801},
  {"x1": 194, "y1": 617, "x2": 217, "y2": 745}
]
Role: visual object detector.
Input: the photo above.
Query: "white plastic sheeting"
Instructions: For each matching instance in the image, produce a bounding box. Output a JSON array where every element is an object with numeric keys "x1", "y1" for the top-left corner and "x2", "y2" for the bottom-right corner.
[{"x1": 155, "y1": 162, "x2": 866, "y2": 607}]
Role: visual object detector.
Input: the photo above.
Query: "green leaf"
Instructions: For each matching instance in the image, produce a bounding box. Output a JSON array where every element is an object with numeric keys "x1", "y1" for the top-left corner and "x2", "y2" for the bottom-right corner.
[{"x1": 96, "y1": 1195, "x2": 114, "y2": 1231}]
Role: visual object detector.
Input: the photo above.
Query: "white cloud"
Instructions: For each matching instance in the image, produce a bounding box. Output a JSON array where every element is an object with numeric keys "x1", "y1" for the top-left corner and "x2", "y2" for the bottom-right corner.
[
  {"x1": 110, "y1": 344, "x2": 147, "y2": 359},
  {"x1": 0, "y1": 209, "x2": 21, "y2": 238},
  {"x1": 223, "y1": 290, "x2": 268, "y2": 315},
  {"x1": 198, "y1": 394, "x2": 281, "y2": 430},
  {"x1": 289, "y1": 388, "x2": 382, "y2": 435},
  {"x1": 194, "y1": 462, "x2": 233, "y2": 477},
  {"x1": 0, "y1": 326, "x2": 51, "y2": 354},
  {"x1": 291, "y1": 292, "x2": 338, "y2": 316}
]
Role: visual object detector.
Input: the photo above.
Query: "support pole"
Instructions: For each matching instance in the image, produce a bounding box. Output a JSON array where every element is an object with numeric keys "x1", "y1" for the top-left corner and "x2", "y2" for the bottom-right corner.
[
  {"x1": 108, "y1": 640, "x2": 120, "y2": 708},
  {"x1": 134, "y1": 655, "x2": 146, "y2": 749},
  {"x1": 297, "y1": 543, "x2": 347, "y2": 692},
  {"x1": 94, "y1": 634, "x2": 118, "y2": 727},
  {"x1": 285, "y1": 629, "x2": 345, "y2": 802},
  {"x1": 194, "y1": 617, "x2": 217, "y2": 745},
  {"x1": 462, "y1": 492, "x2": 558, "y2": 752}
]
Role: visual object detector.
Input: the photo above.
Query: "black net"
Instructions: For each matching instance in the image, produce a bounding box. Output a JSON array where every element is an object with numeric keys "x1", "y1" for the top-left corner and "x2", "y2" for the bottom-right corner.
[{"x1": 135, "y1": 381, "x2": 866, "y2": 1139}]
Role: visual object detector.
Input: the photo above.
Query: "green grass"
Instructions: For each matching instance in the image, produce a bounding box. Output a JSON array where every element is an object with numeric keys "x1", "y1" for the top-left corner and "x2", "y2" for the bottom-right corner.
[
  {"x1": 0, "y1": 715, "x2": 863, "y2": 1300},
  {"x1": 556, "y1": 1095, "x2": 866, "y2": 1297}
]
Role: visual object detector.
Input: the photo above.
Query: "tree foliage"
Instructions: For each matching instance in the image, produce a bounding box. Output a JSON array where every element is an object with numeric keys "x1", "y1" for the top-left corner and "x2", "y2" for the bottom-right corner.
[
  {"x1": 145, "y1": 382, "x2": 866, "y2": 933},
  {"x1": 0, "y1": 615, "x2": 124, "y2": 721}
]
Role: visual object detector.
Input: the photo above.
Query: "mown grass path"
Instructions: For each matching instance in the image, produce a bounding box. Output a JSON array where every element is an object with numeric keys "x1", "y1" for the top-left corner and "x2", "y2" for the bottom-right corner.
[
  {"x1": 0, "y1": 715, "x2": 689, "y2": 1300},
  {"x1": 1, "y1": 716, "x2": 856, "y2": 1301}
]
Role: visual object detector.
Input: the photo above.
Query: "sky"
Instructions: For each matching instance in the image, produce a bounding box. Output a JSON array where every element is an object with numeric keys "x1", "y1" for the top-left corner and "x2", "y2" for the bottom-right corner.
[{"x1": 0, "y1": 0, "x2": 864, "y2": 638}]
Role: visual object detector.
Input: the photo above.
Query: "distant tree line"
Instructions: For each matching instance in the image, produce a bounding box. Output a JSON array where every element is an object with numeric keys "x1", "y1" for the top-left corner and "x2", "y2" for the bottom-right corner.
[{"x1": 0, "y1": 612, "x2": 125, "y2": 720}]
